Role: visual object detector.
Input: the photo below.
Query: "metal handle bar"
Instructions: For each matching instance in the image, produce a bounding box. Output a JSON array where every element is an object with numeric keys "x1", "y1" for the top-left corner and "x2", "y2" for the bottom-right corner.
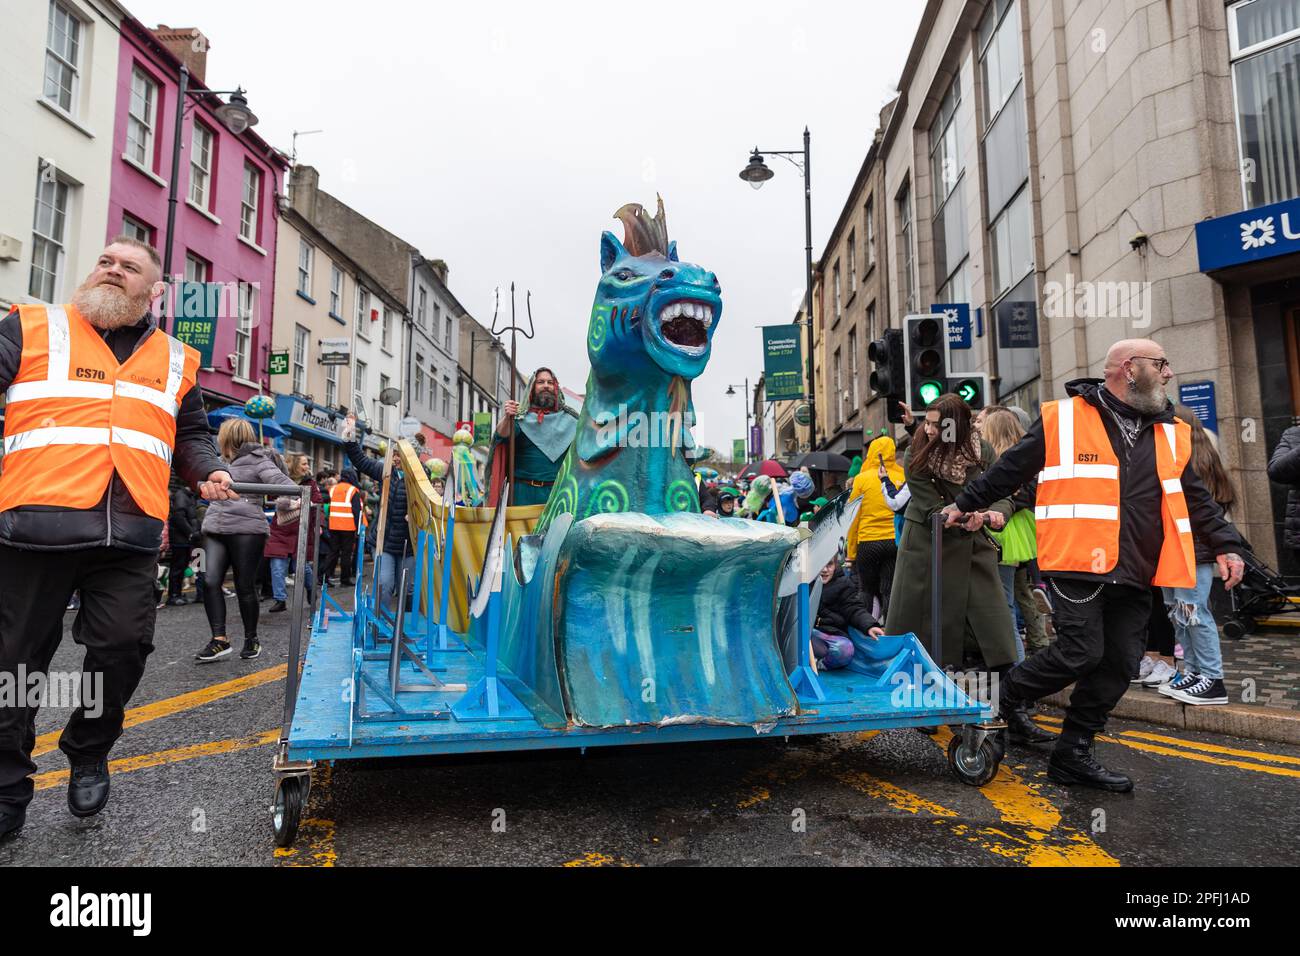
[{"x1": 230, "y1": 482, "x2": 309, "y2": 497}]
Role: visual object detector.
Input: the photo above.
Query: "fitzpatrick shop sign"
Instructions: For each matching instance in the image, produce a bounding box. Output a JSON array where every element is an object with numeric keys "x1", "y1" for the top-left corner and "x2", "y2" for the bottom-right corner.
[{"x1": 1196, "y1": 196, "x2": 1300, "y2": 272}]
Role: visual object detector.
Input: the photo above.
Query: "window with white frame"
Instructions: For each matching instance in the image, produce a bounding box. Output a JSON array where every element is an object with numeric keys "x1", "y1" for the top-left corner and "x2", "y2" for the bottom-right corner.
[
  {"x1": 415, "y1": 355, "x2": 425, "y2": 404},
  {"x1": 240, "y1": 162, "x2": 260, "y2": 242},
  {"x1": 898, "y1": 180, "x2": 916, "y2": 314},
  {"x1": 848, "y1": 231, "x2": 857, "y2": 294},
  {"x1": 990, "y1": 187, "x2": 1033, "y2": 298},
  {"x1": 378, "y1": 374, "x2": 390, "y2": 432},
  {"x1": 864, "y1": 197, "x2": 875, "y2": 269},
  {"x1": 29, "y1": 165, "x2": 70, "y2": 302},
  {"x1": 121, "y1": 213, "x2": 151, "y2": 244},
  {"x1": 235, "y1": 283, "x2": 254, "y2": 380},
  {"x1": 1230, "y1": 0, "x2": 1300, "y2": 207},
  {"x1": 867, "y1": 301, "x2": 877, "y2": 343},
  {"x1": 126, "y1": 67, "x2": 158, "y2": 169},
  {"x1": 354, "y1": 359, "x2": 368, "y2": 412},
  {"x1": 355, "y1": 286, "x2": 370, "y2": 339},
  {"x1": 833, "y1": 348, "x2": 843, "y2": 428},
  {"x1": 298, "y1": 239, "x2": 314, "y2": 298},
  {"x1": 833, "y1": 261, "x2": 842, "y2": 322},
  {"x1": 444, "y1": 314, "x2": 452, "y2": 353},
  {"x1": 44, "y1": 2, "x2": 81, "y2": 114},
  {"x1": 848, "y1": 326, "x2": 859, "y2": 411},
  {"x1": 329, "y1": 264, "x2": 342, "y2": 316},
  {"x1": 293, "y1": 324, "x2": 308, "y2": 395},
  {"x1": 382, "y1": 307, "x2": 393, "y2": 351},
  {"x1": 189, "y1": 122, "x2": 214, "y2": 209},
  {"x1": 442, "y1": 375, "x2": 451, "y2": 419},
  {"x1": 417, "y1": 287, "x2": 428, "y2": 328},
  {"x1": 184, "y1": 252, "x2": 209, "y2": 283},
  {"x1": 325, "y1": 362, "x2": 338, "y2": 407}
]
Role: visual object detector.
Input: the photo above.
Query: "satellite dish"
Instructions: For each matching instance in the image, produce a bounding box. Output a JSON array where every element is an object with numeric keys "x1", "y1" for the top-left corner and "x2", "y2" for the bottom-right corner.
[{"x1": 379, "y1": 386, "x2": 402, "y2": 406}]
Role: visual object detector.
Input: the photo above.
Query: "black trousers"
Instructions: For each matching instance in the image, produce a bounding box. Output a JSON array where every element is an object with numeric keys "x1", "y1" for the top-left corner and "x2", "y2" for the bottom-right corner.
[
  {"x1": 167, "y1": 545, "x2": 192, "y2": 599},
  {"x1": 322, "y1": 530, "x2": 356, "y2": 585},
  {"x1": 854, "y1": 539, "x2": 897, "y2": 618},
  {"x1": 201, "y1": 533, "x2": 264, "y2": 640},
  {"x1": 0, "y1": 544, "x2": 158, "y2": 810},
  {"x1": 1004, "y1": 577, "x2": 1150, "y2": 744}
]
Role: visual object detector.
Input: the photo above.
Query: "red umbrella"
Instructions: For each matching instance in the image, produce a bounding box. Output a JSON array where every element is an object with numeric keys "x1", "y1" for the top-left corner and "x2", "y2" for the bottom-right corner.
[{"x1": 738, "y1": 459, "x2": 789, "y2": 480}]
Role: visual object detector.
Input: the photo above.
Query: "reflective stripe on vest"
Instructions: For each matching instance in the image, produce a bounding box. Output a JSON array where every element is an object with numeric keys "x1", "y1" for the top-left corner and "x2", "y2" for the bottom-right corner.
[
  {"x1": 329, "y1": 483, "x2": 358, "y2": 531},
  {"x1": 1035, "y1": 396, "x2": 1195, "y2": 587},
  {"x1": 0, "y1": 304, "x2": 198, "y2": 520}
]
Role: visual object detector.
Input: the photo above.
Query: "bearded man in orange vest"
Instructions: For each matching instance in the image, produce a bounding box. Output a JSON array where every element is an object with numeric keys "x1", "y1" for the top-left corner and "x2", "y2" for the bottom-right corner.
[
  {"x1": 0, "y1": 238, "x2": 237, "y2": 843},
  {"x1": 942, "y1": 339, "x2": 1245, "y2": 793}
]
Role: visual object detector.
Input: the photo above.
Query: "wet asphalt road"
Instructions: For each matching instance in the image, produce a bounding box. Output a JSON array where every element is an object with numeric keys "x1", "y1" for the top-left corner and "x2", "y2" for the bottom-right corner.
[{"x1": 3, "y1": 586, "x2": 1299, "y2": 868}]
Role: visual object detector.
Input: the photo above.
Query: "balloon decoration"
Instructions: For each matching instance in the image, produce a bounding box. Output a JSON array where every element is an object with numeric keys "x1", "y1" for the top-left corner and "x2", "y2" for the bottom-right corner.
[
  {"x1": 426, "y1": 457, "x2": 449, "y2": 480},
  {"x1": 452, "y1": 427, "x2": 485, "y2": 506},
  {"x1": 244, "y1": 394, "x2": 276, "y2": 443}
]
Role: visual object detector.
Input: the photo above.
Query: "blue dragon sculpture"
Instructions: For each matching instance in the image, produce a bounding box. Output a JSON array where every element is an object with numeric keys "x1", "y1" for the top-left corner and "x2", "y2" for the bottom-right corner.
[{"x1": 536, "y1": 198, "x2": 718, "y2": 533}]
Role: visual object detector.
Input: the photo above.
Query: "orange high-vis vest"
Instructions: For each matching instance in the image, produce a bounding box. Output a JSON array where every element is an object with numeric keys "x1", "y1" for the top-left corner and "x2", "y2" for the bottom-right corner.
[
  {"x1": 1036, "y1": 396, "x2": 1195, "y2": 587},
  {"x1": 0, "y1": 303, "x2": 200, "y2": 521},
  {"x1": 329, "y1": 481, "x2": 358, "y2": 531}
]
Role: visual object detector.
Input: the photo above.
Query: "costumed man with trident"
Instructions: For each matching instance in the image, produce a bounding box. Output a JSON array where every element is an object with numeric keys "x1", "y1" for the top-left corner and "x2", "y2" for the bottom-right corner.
[{"x1": 490, "y1": 368, "x2": 578, "y2": 507}]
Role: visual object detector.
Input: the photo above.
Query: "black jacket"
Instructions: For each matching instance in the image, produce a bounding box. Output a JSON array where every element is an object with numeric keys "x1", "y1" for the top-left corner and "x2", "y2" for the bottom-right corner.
[
  {"x1": 168, "y1": 485, "x2": 200, "y2": 547},
  {"x1": 0, "y1": 309, "x2": 225, "y2": 553},
  {"x1": 1267, "y1": 425, "x2": 1300, "y2": 551},
  {"x1": 816, "y1": 570, "x2": 880, "y2": 637},
  {"x1": 955, "y1": 379, "x2": 1242, "y2": 588},
  {"x1": 344, "y1": 441, "x2": 408, "y2": 556}
]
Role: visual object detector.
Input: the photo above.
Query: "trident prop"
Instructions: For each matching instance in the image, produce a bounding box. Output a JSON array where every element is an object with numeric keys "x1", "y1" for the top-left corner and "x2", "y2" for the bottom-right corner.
[{"x1": 490, "y1": 283, "x2": 536, "y2": 508}]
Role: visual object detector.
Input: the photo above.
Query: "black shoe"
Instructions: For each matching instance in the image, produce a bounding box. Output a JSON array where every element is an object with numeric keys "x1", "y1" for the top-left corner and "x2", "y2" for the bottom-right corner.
[
  {"x1": 0, "y1": 806, "x2": 24, "y2": 843},
  {"x1": 240, "y1": 638, "x2": 262, "y2": 660},
  {"x1": 68, "y1": 758, "x2": 110, "y2": 818},
  {"x1": 269, "y1": 600, "x2": 287, "y2": 613},
  {"x1": 196, "y1": 638, "x2": 232, "y2": 663},
  {"x1": 166, "y1": 597, "x2": 188, "y2": 607},
  {"x1": 1007, "y1": 705, "x2": 1058, "y2": 745},
  {"x1": 1048, "y1": 740, "x2": 1134, "y2": 793}
]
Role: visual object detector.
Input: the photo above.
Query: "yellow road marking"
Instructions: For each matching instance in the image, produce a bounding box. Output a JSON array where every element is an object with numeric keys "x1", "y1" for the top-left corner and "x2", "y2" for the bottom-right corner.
[
  {"x1": 33, "y1": 664, "x2": 287, "y2": 758},
  {"x1": 561, "y1": 852, "x2": 639, "y2": 867},
  {"x1": 933, "y1": 728, "x2": 1059, "y2": 832},
  {"x1": 33, "y1": 729, "x2": 279, "y2": 791},
  {"x1": 1034, "y1": 715, "x2": 1300, "y2": 775},
  {"x1": 835, "y1": 770, "x2": 957, "y2": 817}
]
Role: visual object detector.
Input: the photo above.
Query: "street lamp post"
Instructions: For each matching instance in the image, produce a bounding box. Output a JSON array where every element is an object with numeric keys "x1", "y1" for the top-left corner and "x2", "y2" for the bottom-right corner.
[
  {"x1": 740, "y1": 128, "x2": 817, "y2": 452},
  {"x1": 161, "y1": 63, "x2": 258, "y2": 332},
  {"x1": 725, "y1": 378, "x2": 751, "y2": 458}
]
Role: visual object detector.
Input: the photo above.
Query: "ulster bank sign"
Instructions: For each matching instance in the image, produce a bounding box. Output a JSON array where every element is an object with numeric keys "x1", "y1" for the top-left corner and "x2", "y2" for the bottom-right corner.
[{"x1": 1196, "y1": 195, "x2": 1300, "y2": 273}]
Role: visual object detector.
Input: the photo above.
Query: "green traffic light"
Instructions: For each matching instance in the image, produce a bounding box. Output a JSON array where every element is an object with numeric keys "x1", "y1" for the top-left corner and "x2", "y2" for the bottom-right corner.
[
  {"x1": 919, "y1": 381, "x2": 944, "y2": 405},
  {"x1": 956, "y1": 381, "x2": 978, "y2": 403}
]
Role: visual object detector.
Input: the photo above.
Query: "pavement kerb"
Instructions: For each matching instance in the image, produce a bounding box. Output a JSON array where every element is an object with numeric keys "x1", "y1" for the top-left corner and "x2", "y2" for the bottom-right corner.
[{"x1": 1041, "y1": 687, "x2": 1300, "y2": 746}]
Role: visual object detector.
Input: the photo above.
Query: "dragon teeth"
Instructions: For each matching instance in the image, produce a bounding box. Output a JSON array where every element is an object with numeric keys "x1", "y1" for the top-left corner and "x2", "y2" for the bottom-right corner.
[{"x1": 658, "y1": 301, "x2": 714, "y2": 325}]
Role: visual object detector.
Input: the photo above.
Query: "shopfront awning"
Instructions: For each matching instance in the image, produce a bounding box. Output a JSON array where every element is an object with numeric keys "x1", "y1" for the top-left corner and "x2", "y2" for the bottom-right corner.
[{"x1": 274, "y1": 394, "x2": 347, "y2": 446}]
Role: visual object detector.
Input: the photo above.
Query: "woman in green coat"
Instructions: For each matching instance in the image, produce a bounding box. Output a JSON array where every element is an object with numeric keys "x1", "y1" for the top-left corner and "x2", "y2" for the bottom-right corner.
[{"x1": 884, "y1": 394, "x2": 1019, "y2": 672}]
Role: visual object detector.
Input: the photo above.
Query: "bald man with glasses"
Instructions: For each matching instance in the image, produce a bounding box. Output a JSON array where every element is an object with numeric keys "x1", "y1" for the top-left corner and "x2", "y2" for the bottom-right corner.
[{"x1": 941, "y1": 339, "x2": 1245, "y2": 793}]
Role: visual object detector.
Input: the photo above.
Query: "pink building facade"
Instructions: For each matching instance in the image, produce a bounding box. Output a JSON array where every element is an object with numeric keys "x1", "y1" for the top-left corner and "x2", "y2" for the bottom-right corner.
[{"x1": 107, "y1": 19, "x2": 287, "y2": 408}]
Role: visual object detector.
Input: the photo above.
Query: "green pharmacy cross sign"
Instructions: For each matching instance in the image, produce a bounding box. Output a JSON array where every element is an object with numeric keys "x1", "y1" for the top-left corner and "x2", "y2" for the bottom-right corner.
[{"x1": 268, "y1": 351, "x2": 289, "y2": 376}]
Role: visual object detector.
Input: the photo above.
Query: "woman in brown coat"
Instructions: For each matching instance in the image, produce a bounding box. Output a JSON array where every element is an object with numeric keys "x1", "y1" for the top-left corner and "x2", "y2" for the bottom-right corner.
[{"x1": 884, "y1": 394, "x2": 1019, "y2": 673}]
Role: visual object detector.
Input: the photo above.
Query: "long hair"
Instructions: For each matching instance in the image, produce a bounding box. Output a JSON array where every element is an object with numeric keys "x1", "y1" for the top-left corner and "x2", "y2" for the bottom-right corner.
[
  {"x1": 910, "y1": 393, "x2": 974, "y2": 478},
  {"x1": 979, "y1": 407, "x2": 1024, "y2": 458},
  {"x1": 1174, "y1": 405, "x2": 1235, "y2": 510},
  {"x1": 217, "y1": 418, "x2": 256, "y2": 461}
]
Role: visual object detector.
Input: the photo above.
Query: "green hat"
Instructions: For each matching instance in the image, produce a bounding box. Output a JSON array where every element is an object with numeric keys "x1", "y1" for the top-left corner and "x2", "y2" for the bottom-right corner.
[
  {"x1": 847, "y1": 455, "x2": 863, "y2": 479},
  {"x1": 811, "y1": 497, "x2": 828, "y2": 508}
]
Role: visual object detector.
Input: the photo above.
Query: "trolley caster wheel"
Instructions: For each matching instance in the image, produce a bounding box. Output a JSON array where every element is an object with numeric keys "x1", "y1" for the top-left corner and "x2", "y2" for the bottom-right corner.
[
  {"x1": 1222, "y1": 618, "x2": 1250, "y2": 640},
  {"x1": 272, "y1": 775, "x2": 308, "y2": 848},
  {"x1": 947, "y1": 733, "x2": 1001, "y2": 787}
]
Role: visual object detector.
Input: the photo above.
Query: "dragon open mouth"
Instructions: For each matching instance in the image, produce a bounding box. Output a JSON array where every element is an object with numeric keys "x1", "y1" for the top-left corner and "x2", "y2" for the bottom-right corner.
[{"x1": 658, "y1": 300, "x2": 714, "y2": 351}]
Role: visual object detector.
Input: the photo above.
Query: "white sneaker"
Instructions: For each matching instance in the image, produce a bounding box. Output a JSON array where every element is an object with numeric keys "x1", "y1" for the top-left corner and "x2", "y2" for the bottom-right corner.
[
  {"x1": 1141, "y1": 659, "x2": 1177, "y2": 687},
  {"x1": 1131, "y1": 655, "x2": 1156, "y2": 684}
]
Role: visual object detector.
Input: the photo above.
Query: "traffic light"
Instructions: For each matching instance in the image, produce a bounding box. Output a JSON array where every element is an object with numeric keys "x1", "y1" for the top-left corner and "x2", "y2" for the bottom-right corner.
[
  {"x1": 948, "y1": 373, "x2": 990, "y2": 411},
  {"x1": 868, "y1": 328, "x2": 906, "y2": 423},
  {"x1": 904, "y1": 314, "x2": 950, "y2": 412}
]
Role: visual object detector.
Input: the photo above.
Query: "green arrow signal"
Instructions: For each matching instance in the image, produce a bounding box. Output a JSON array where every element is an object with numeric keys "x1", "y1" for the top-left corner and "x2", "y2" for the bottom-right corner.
[{"x1": 956, "y1": 380, "x2": 978, "y2": 403}]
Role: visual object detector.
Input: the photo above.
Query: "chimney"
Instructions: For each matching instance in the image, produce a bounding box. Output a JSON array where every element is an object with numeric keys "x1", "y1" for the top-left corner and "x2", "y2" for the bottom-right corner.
[
  {"x1": 153, "y1": 25, "x2": 210, "y2": 86},
  {"x1": 291, "y1": 165, "x2": 320, "y2": 218},
  {"x1": 429, "y1": 259, "x2": 449, "y2": 285}
]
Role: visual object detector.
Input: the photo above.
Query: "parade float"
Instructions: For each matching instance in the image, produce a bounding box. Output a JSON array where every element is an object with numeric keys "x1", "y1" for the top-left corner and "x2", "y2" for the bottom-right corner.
[{"x1": 268, "y1": 199, "x2": 1002, "y2": 847}]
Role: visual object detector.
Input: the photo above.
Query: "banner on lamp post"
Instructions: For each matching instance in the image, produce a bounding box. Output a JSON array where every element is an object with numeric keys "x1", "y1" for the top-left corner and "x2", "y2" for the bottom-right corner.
[
  {"x1": 732, "y1": 439, "x2": 746, "y2": 463},
  {"x1": 762, "y1": 325, "x2": 805, "y2": 402}
]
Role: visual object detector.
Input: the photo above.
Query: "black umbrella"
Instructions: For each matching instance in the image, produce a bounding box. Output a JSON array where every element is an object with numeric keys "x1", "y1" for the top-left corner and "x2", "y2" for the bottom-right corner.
[{"x1": 791, "y1": 451, "x2": 851, "y2": 472}]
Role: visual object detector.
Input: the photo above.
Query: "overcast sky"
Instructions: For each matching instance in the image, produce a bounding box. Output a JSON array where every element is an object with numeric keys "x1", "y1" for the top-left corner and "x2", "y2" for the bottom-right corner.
[{"x1": 128, "y1": 0, "x2": 924, "y2": 454}]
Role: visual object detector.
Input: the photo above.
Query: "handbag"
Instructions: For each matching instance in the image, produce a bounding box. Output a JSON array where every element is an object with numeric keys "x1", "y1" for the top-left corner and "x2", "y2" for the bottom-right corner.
[{"x1": 988, "y1": 507, "x2": 1037, "y2": 565}]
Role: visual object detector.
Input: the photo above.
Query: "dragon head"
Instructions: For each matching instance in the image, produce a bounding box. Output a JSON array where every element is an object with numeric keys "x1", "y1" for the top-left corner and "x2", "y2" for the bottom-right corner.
[{"x1": 587, "y1": 197, "x2": 722, "y2": 381}]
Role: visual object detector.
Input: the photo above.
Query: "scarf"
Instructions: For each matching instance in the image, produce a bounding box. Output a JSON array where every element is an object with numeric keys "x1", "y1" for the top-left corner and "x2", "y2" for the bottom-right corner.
[
  {"x1": 1098, "y1": 388, "x2": 1141, "y2": 449},
  {"x1": 932, "y1": 436, "x2": 982, "y2": 485}
]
